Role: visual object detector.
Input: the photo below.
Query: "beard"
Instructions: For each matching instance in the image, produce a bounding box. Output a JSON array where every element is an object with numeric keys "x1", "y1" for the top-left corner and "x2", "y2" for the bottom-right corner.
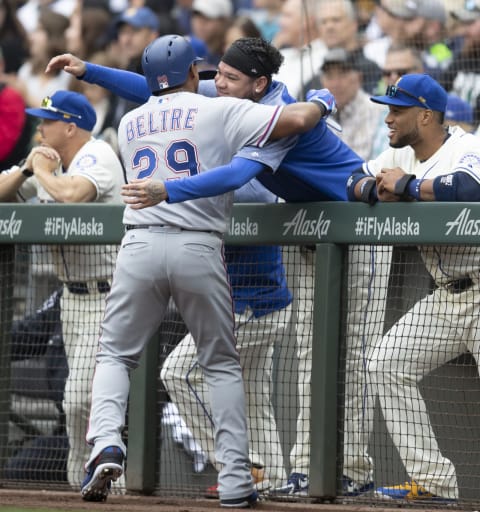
[{"x1": 389, "y1": 125, "x2": 420, "y2": 149}]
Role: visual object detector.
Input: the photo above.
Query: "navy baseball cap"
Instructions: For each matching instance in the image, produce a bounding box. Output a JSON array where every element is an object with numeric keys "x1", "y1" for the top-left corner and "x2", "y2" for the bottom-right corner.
[
  {"x1": 26, "y1": 91, "x2": 97, "y2": 131},
  {"x1": 445, "y1": 94, "x2": 473, "y2": 124},
  {"x1": 370, "y1": 73, "x2": 448, "y2": 113},
  {"x1": 115, "y1": 6, "x2": 159, "y2": 31}
]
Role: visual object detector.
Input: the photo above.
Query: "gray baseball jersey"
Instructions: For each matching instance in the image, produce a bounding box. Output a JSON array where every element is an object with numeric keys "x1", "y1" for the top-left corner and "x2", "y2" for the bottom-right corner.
[{"x1": 119, "y1": 92, "x2": 283, "y2": 233}]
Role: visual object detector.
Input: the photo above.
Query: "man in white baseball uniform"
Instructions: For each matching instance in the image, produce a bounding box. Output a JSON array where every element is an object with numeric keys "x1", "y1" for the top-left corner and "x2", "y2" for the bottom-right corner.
[
  {"x1": 0, "y1": 90, "x2": 124, "y2": 490},
  {"x1": 348, "y1": 73, "x2": 480, "y2": 501},
  {"x1": 79, "y1": 34, "x2": 333, "y2": 508}
]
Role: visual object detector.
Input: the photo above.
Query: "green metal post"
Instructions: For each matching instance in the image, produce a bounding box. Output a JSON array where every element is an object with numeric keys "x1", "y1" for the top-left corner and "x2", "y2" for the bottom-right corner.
[
  {"x1": 0, "y1": 245, "x2": 14, "y2": 473},
  {"x1": 309, "y1": 243, "x2": 343, "y2": 499},
  {"x1": 126, "y1": 333, "x2": 160, "y2": 493}
]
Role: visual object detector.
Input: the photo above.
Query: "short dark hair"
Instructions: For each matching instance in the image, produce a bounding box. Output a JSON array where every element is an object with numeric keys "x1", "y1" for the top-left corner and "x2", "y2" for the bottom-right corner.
[{"x1": 228, "y1": 37, "x2": 284, "y2": 78}]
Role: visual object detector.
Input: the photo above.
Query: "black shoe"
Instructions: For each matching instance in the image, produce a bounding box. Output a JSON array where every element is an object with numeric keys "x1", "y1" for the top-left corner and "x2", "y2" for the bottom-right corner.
[
  {"x1": 81, "y1": 446, "x2": 124, "y2": 502},
  {"x1": 220, "y1": 491, "x2": 258, "y2": 508}
]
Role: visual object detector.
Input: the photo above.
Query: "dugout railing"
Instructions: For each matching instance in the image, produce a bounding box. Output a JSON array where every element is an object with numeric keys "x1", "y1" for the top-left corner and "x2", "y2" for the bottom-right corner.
[{"x1": 0, "y1": 202, "x2": 479, "y2": 505}]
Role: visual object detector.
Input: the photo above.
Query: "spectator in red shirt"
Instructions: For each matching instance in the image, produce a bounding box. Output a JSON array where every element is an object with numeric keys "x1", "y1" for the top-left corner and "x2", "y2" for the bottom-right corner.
[{"x1": 0, "y1": 45, "x2": 33, "y2": 171}]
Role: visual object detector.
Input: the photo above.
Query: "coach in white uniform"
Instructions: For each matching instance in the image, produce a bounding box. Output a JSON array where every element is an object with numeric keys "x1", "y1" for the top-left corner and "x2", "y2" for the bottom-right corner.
[
  {"x1": 0, "y1": 90, "x2": 124, "y2": 490},
  {"x1": 348, "y1": 73, "x2": 480, "y2": 501}
]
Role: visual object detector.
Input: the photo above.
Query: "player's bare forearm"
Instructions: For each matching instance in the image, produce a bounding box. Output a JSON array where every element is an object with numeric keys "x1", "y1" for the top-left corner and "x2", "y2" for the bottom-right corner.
[
  {"x1": 0, "y1": 170, "x2": 25, "y2": 201},
  {"x1": 45, "y1": 53, "x2": 86, "y2": 77},
  {"x1": 33, "y1": 153, "x2": 96, "y2": 203},
  {"x1": 270, "y1": 102, "x2": 324, "y2": 139},
  {"x1": 122, "y1": 178, "x2": 168, "y2": 209}
]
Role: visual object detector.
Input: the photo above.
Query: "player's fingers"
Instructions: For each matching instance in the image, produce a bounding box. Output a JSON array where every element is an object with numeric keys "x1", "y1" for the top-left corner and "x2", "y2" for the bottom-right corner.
[
  {"x1": 127, "y1": 199, "x2": 154, "y2": 210},
  {"x1": 123, "y1": 195, "x2": 141, "y2": 204},
  {"x1": 35, "y1": 146, "x2": 58, "y2": 159},
  {"x1": 45, "y1": 55, "x2": 68, "y2": 73},
  {"x1": 121, "y1": 188, "x2": 145, "y2": 199},
  {"x1": 122, "y1": 183, "x2": 141, "y2": 193}
]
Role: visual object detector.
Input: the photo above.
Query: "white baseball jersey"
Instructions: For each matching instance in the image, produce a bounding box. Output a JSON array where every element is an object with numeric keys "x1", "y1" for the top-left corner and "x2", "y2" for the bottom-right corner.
[
  {"x1": 119, "y1": 92, "x2": 283, "y2": 233},
  {"x1": 363, "y1": 126, "x2": 480, "y2": 284},
  {"x1": 13, "y1": 138, "x2": 124, "y2": 281},
  {"x1": 17, "y1": 138, "x2": 124, "y2": 204}
]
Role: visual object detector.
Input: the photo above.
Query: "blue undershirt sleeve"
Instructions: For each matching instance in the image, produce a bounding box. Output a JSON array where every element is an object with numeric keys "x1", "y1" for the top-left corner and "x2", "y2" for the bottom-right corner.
[
  {"x1": 433, "y1": 171, "x2": 480, "y2": 201},
  {"x1": 165, "y1": 157, "x2": 267, "y2": 203},
  {"x1": 82, "y1": 63, "x2": 150, "y2": 103}
]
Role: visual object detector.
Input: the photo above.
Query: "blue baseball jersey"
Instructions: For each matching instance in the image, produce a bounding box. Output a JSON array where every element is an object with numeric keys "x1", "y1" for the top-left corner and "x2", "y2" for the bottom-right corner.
[
  {"x1": 228, "y1": 180, "x2": 293, "y2": 317},
  {"x1": 237, "y1": 81, "x2": 363, "y2": 202},
  {"x1": 83, "y1": 64, "x2": 363, "y2": 202}
]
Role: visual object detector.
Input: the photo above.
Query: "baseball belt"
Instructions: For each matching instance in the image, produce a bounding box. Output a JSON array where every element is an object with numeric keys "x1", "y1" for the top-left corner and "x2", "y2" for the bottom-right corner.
[
  {"x1": 66, "y1": 281, "x2": 111, "y2": 294},
  {"x1": 124, "y1": 224, "x2": 221, "y2": 236},
  {"x1": 125, "y1": 224, "x2": 161, "y2": 230}
]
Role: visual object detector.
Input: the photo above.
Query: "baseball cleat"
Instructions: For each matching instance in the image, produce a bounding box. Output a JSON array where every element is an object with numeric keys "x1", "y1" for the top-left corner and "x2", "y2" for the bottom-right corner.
[
  {"x1": 81, "y1": 446, "x2": 124, "y2": 502},
  {"x1": 205, "y1": 483, "x2": 219, "y2": 499},
  {"x1": 205, "y1": 463, "x2": 270, "y2": 499},
  {"x1": 375, "y1": 480, "x2": 456, "y2": 502},
  {"x1": 342, "y1": 475, "x2": 375, "y2": 496},
  {"x1": 220, "y1": 491, "x2": 258, "y2": 508},
  {"x1": 272, "y1": 472, "x2": 309, "y2": 496}
]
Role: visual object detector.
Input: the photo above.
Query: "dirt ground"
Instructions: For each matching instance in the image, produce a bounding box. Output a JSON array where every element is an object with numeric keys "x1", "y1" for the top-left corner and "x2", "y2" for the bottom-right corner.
[
  {"x1": 0, "y1": 489, "x2": 326, "y2": 511},
  {"x1": 0, "y1": 489, "x2": 457, "y2": 512}
]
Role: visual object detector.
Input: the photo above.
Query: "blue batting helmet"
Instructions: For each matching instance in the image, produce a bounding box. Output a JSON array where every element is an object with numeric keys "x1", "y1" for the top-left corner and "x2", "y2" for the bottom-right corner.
[{"x1": 142, "y1": 34, "x2": 203, "y2": 93}]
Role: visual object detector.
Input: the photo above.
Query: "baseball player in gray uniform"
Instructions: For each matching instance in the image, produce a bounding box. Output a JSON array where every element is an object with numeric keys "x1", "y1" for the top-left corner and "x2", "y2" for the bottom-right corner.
[
  {"x1": 80, "y1": 34, "x2": 331, "y2": 508},
  {"x1": 0, "y1": 90, "x2": 124, "y2": 490},
  {"x1": 349, "y1": 73, "x2": 480, "y2": 501},
  {"x1": 161, "y1": 180, "x2": 292, "y2": 493}
]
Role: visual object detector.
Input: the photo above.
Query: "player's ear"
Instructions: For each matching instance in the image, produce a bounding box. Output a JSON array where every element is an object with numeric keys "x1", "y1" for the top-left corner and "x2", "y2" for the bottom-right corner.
[
  {"x1": 254, "y1": 76, "x2": 268, "y2": 96},
  {"x1": 418, "y1": 108, "x2": 434, "y2": 126},
  {"x1": 189, "y1": 63, "x2": 199, "y2": 80}
]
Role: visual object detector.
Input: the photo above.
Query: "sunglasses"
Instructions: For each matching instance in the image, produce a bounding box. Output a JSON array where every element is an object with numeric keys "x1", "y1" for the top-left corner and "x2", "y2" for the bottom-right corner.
[
  {"x1": 41, "y1": 96, "x2": 82, "y2": 120},
  {"x1": 382, "y1": 68, "x2": 415, "y2": 78},
  {"x1": 385, "y1": 84, "x2": 431, "y2": 109}
]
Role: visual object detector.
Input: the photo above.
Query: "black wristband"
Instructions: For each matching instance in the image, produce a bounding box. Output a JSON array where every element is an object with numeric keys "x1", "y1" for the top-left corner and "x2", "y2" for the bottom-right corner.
[
  {"x1": 394, "y1": 174, "x2": 416, "y2": 198},
  {"x1": 359, "y1": 179, "x2": 378, "y2": 205},
  {"x1": 18, "y1": 158, "x2": 33, "y2": 178},
  {"x1": 310, "y1": 98, "x2": 327, "y2": 116}
]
